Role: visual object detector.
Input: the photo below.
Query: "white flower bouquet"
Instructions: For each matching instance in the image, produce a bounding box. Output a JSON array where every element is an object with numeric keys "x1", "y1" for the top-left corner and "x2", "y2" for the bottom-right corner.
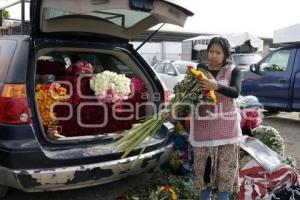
[{"x1": 90, "y1": 71, "x2": 131, "y2": 103}]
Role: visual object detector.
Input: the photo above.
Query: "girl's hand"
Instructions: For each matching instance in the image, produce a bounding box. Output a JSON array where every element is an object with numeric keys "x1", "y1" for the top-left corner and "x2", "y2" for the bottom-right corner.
[
  {"x1": 165, "y1": 113, "x2": 173, "y2": 122},
  {"x1": 198, "y1": 79, "x2": 218, "y2": 90}
]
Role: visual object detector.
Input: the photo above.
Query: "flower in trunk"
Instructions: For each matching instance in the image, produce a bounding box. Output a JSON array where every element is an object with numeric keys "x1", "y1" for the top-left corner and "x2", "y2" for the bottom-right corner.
[
  {"x1": 90, "y1": 71, "x2": 131, "y2": 103},
  {"x1": 67, "y1": 60, "x2": 94, "y2": 76},
  {"x1": 35, "y1": 83, "x2": 69, "y2": 126},
  {"x1": 130, "y1": 76, "x2": 145, "y2": 93}
]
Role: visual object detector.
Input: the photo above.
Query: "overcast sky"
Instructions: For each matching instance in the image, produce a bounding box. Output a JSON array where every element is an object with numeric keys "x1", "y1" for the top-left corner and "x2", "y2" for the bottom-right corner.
[
  {"x1": 4, "y1": 0, "x2": 300, "y2": 38},
  {"x1": 166, "y1": 0, "x2": 300, "y2": 38}
]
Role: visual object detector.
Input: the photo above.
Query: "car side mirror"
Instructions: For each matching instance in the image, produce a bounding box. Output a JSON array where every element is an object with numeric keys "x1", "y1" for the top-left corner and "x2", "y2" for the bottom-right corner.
[
  {"x1": 250, "y1": 64, "x2": 259, "y2": 73},
  {"x1": 250, "y1": 63, "x2": 265, "y2": 75}
]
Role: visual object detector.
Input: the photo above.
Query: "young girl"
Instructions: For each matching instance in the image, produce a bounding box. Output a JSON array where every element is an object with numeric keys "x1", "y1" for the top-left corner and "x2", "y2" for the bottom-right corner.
[{"x1": 189, "y1": 37, "x2": 242, "y2": 200}]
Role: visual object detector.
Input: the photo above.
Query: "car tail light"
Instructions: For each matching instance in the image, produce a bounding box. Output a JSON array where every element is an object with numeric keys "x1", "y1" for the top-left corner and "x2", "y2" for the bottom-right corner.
[
  {"x1": 161, "y1": 84, "x2": 169, "y2": 108},
  {"x1": 163, "y1": 89, "x2": 169, "y2": 107},
  {"x1": 0, "y1": 84, "x2": 31, "y2": 124}
]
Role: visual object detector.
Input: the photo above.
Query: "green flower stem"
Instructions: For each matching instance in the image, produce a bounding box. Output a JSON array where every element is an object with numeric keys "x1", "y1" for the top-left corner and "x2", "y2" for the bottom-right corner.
[
  {"x1": 118, "y1": 117, "x2": 158, "y2": 149},
  {"x1": 113, "y1": 121, "x2": 146, "y2": 141},
  {"x1": 117, "y1": 119, "x2": 157, "y2": 150},
  {"x1": 121, "y1": 120, "x2": 163, "y2": 159},
  {"x1": 114, "y1": 116, "x2": 157, "y2": 145},
  {"x1": 130, "y1": 120, "x2": 165, "y2": 167},
  {"x1": 121, "y1": 117, "x2": 164, "y2": 158},
  {"x1": 118, "y1": 115, "x2": 161, "y2": 147}
]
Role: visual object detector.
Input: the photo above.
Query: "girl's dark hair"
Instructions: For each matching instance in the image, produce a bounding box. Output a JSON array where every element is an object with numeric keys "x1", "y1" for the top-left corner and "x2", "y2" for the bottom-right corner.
[{"x1": 207, "y1": 37, "x2": 231, "y2": 60}]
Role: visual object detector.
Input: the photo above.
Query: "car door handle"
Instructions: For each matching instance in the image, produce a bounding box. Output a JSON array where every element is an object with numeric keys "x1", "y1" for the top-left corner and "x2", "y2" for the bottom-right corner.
[{"x1": 278, "y1": 78, "x2": 288, "y2": 83}]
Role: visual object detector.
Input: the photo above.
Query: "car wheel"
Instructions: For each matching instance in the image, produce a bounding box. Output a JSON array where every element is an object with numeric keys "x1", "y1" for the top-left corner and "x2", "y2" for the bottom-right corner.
[
  {"x1": 264, "y1": 110, "x2": 280, "y2": 116},
  {"x1": 267, "y1": 110, "x2": 279, "y2": 114},
  {"x1": 0, "y1": 185, "x2": 8, "y2": 199}
]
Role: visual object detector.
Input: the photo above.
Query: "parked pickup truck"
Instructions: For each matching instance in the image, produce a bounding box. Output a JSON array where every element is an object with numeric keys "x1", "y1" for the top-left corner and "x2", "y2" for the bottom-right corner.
[{"x1": 241, "y1": 45, "x2": 300, "y2": 112}]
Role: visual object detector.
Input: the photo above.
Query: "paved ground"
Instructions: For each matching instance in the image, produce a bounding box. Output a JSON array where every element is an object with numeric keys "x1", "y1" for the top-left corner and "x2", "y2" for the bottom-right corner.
[
  {"x1": 3, "y1": 173, "x2": 152, "y2": 200},
  {"x1": 3, "y1": 112, "x2": 300, "y2": 200}
]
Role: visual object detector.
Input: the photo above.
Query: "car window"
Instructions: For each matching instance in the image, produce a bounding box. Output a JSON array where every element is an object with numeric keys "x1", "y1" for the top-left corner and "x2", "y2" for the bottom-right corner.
[
  {"x1": 62, "y1": 53, "x2": 133, "y2": 76},
  {"x1": 232, "y1": 54, "x2": 262, "y2": 66},
  {"x1": 164, "y1": 64, "x2": 176, "y2": 75},
  {"x1": 44, "y1": 8, "x2": 151, "y2": 29},
  {"x1": 261, "y1": 50, "x2": 291, "y2": 72},
  {"x1": 154, "y1": 63, "x2": 165, "y2": 73},
  {"x1": 0, "y1": 40, "x2": 17, "y2": 84},
  {"x1": 174, "y1": 62, "x2": 195, "y2": 74}
]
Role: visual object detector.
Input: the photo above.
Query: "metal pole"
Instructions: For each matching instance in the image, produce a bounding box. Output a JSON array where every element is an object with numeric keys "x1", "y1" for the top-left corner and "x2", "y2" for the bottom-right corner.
[
  {"x1": 21, "y1": 0, "x2": 25, "y2": 34},
  {"x1": 136, "y1": 23, "x2": 165, "y2": 51},
  {"x1": 0, "y1": 10, "x2": 2, "y2": 27}
]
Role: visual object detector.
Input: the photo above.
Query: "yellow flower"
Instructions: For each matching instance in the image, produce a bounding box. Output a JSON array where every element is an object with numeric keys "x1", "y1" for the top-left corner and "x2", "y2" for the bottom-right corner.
[
  {"x1": 159, "y1": 186, "x2": 177, "y2": 200},
  {"x1": 190, "y1": 68, "x2": 208, "y2": 79},
  {"x1": 169, "y1": 153, "x2": 181, "y2": 170},
  {"x1": 36, "y1": 84, "x2": 41, "y2": 90},
  {"x1": 210, "y1": 90, "x2": 217, "y2": 103},
  {"x1": 169, "y1": 188, "x2": 177, "y2": 200},
  {"x1": 188, "y1": 67, "x2": 217, "y2": 103},
  {"x1": 35, "y1": 83, "x2": 69, "y2": 126}
]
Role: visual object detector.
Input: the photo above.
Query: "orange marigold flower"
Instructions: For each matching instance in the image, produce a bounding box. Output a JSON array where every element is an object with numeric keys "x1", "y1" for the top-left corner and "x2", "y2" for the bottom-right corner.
[{"x1": 35, "y1": 83, "x2": 69, "y2": 126}]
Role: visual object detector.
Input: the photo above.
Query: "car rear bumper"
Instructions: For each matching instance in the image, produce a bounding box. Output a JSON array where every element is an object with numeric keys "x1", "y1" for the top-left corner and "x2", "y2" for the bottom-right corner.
[{"x1": 0, "y1": 143, "x2": 172, "y2": 192}]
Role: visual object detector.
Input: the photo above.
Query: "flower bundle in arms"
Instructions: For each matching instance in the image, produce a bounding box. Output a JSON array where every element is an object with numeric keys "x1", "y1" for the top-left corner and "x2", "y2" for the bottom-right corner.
[
  {"x1": 114, "y1": 66, "x2": 216, "y2": 159},
  {"x1": 171, "y1": 66, "x2": 216, "y2": 113}
]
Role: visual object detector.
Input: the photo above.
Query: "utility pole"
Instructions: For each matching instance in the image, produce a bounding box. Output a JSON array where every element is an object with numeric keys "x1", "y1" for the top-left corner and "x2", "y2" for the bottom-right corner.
[
  {"x1": 21, "y1": 0, "x2": 25, "y2": 35},
  {"x1": 0, "y1": 10, "x2": 2, "y2": 36},
  {"x1": 0, "y1": 10, "x2": 2, "y2": 25}
]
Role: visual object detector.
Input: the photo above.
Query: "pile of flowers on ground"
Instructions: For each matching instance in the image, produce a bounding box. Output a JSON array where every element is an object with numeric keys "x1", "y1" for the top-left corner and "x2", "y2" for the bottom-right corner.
[
  {"x1": 118, "y1": 169, "x2": 199, "y2": 200},
  {"x1": 240, "y1": 125, "x2": 297, "y2": 169},
  {"x1": 119, "y1": 93, "x2": 299, "y2": 200},
  {"x1": 239, "y1": 125, "x2": 283, "y2": 166},
  {"x1": 252, "y1": 126, "x2": 284, "y2": 155},
  {"x1": 120, "y1": 123, "x2": 297, "y2": 200}
]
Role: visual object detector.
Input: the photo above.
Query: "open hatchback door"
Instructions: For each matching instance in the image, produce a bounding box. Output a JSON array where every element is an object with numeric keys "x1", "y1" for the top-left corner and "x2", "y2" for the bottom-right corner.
[
  {"x1": 30, "y1": 0, "x2": 193, "y2": 39},
  {"x1": 0, "y1": 0, "x2": 195, "y2": 197}
]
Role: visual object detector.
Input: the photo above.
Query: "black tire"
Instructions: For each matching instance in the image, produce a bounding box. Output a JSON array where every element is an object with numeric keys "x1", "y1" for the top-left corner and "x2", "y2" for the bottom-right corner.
[
  {"x1": 0, "y1": 185, "x2": 8, "y2": 199},
  {"x1": 267, "y1": 110, "x2": 279, "y2": 114}
]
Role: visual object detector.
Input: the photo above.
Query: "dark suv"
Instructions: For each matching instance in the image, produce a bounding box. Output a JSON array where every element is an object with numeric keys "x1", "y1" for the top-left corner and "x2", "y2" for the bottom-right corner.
[{"x1": 0, "y1": 0, "x2": 192, "y2": 198}]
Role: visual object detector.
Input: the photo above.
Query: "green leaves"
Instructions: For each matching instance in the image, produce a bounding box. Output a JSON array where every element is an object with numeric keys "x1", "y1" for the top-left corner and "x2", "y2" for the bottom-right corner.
[
  {"x1": 2, "y1": 10, "x2": 10, "y2": 19},
  {"x1": 123, "y1": 169, "x2": 199, "y2": 200},
  {"x1": 252, "y1": 126, "x2": 284, "y2": 155}
]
